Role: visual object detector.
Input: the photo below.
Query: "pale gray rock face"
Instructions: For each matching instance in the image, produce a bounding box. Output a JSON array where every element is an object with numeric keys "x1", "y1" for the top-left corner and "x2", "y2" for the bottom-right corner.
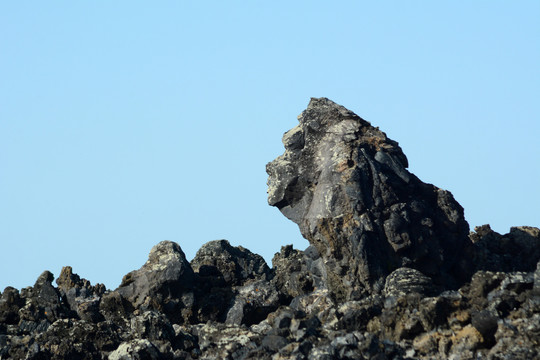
[
  {"x1": 267, "y1": 97, "x2": 473, "y2": 300},
  {"x1": 108, "y1": 339, "x2": 160, "y2": 360}
]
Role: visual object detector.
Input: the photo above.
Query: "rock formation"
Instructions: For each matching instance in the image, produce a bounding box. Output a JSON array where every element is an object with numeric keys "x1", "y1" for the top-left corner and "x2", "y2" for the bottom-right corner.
[
  {"x1": 267, "y1": 97, "x2": 472, "y2": 300},
  {"x1": 1, "y1": 98, "x2": 539, "y2": 359}
]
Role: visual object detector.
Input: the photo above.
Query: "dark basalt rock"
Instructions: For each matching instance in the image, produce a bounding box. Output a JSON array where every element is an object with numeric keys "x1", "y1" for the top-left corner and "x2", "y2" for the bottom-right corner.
[
  {"x1": 471, "y1": 309, "x2": 498, "y2": 346},
  {"x1": 535, "y1": 261, "x2": 540, "y2": 291},
  {"x1": 383, "y1": 267, "x2": 437, "y2": 298},
  {"x1": 267, "y1": 97, "x2": 473, "y2": 300},
  {"x1": 191, "y1": 240, "x2": 278, "y2": 325},
  {"x1": 0, "y1": 242, "x2": 538, "y2": 360},
  {"x1": 2, "y1": 98, "x2": 540, "y2": 359},
  {"x1": 224, "y1": 279, "x2": 282, "y2": 326},
  {"x1": 0, "y1": 287, "x2": 23, "y2": 325},
  {"x1": 116, "y1": 241, "x2": 196, "y2": 324},
  {"x1": 13, "y1": 271, "x2": 65, "y2": 331},
  {"x1": 56, "y1": 266, "x2": 105, "y2": 322},
  {"x1": 108, "y1": 339, "x2": 161, "y2": 360},
  {"x1": 191, "y1": 239, "x2": 271, "y2": 286},
  {"x1": 271, "y1": 245, "x2": 314, "y2": 300},
  {"x1": 471, "y1": 224, "x2": 540, "y2": 272}
]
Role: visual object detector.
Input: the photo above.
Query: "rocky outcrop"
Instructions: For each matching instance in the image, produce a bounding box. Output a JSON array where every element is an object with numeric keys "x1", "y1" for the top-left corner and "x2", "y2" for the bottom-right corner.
[
  {"x1": 383, "y1": 267, "x2": 437, "y2": 298},
  {"x1": 271, "y1": 245, "x2": 315, "y2": 300},
  {"x1": 116, "y1": 241, "x2": 196, "y2": 324},
  {"x1": 56, "y1": 266, "x2": 106, "y2": 322},
  {"x1": 2, "y1": 242, "x2": 539, "y2": 359},
  {"x1": 191, "y1": 239, "x2": 271, "y2": 286},
  {"x1": 267, "y1": 97, "x2": 473, "y2": 300},
  {"x1": 471, "y1": 224, "x2": 540, "y2": 272},
  {"x1": 1, "y1": 98, "x2": 539, "y2": 359}
]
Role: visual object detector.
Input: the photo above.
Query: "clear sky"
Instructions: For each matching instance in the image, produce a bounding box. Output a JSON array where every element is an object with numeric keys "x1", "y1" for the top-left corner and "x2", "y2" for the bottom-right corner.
[{"x1": 1, "y1": 2, "x2": 539, "y2": 291}]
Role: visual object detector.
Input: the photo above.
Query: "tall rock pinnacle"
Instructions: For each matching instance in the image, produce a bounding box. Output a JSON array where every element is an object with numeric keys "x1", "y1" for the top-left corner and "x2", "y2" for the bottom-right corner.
[{"x1": 267, "y1": 98, "x2": 473, "y2": 300}]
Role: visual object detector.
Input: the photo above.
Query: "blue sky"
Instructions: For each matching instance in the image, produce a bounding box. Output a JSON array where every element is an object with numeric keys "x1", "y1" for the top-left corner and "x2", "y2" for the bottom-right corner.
[{"x1": 1, "y1": 2, "x2": 539, "y2": 291}]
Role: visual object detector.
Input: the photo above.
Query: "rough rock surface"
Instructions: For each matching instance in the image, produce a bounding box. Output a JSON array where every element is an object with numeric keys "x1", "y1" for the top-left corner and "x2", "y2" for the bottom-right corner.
[
  {"x1": 471, "y1": 224, "x2": 540, "y2": 273},
  {"x1": 1, "y1": 98, "x2": 540, "y2": 359},
  {"x1": 191, "y1": 239, "x2": 270, "y2": 286},
  {"x1": 267, "y1": 97, "x2": 473, "y2": 300},
  {"x1": 116, "y1": 241, "x2": 196, "y2": 324}
]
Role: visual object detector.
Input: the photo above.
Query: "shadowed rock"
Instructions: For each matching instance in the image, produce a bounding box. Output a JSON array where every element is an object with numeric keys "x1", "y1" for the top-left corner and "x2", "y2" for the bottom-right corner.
[
  {"x1": 56, "y1": 266, "x2": 106, "y2": 322},
  {"x1": 471, "y1": 224, "x2": 540, "y2": 272},
  {"x1": 267, "y1": 97, "x2": 473, "y2": 300},
  {"x1": 271, "y1": 245, "x2": 314, "y2": 300},
  {"x1": 116, "y1": 241, "x2": 195, "y2": 323},
  {"x1": 191, "y1": 239, "x2": 276, "y2": 324},
  {"x1": 383, "y1": 267, "x2": 437, "y2": 298},
  {"x1": 191, "y1": 239, "x2": 271, "y2": 286}
]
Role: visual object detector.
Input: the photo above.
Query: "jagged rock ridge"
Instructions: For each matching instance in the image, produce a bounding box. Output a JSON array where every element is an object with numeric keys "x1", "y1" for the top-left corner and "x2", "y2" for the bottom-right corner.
[{"x1": 1, "y1": 98, "x2": 539, "y2": 359}]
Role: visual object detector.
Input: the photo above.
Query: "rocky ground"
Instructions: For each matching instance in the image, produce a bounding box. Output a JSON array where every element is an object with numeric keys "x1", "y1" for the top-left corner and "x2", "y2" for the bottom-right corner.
[{"x1": 1, "y1": 98, "x2": 539, "y2": 359}]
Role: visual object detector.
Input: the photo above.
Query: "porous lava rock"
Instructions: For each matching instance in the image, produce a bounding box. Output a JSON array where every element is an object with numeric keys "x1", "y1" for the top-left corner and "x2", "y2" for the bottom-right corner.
[
  {"x1": 116, "y1": 241, "x2": 196, "y2": 323},
  {"x1": 2, "y1": 233, "x2": 540, "y2": 359},
  {"x1": 56, "y1": 266, "x2": 106, "y2": 322},
  {"x1": 267, "y1": 97, "x2": 473, "y2": 300},
  {"x1": 383, "y1": 267, "x2": 437, "y2": 298},
  {"x1": 271, "y1": 245, "x2": 314, "y2": 300},
  {"x1": 2, "y1": 98, "x2": 540, "y2": 359},
  {"x1": 191, "y1": 239, "x2": 271, "y2": 286},
  {"x1": 471, "y1": 224, "x2": 540, "y2": 272}
]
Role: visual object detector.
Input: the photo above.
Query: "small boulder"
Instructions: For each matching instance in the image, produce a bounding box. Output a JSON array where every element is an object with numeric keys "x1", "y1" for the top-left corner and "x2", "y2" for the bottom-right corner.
[
  {"x1": 337, "y1": 296, "x2": 383, "y2": 332},
  {"x1": 471, "y1": 310, "x2": 498, "y2": 346},
  {"x1": 20, "y1": 271, "x2": 64, "y2": 323},
  {"x1": 384, "y1": 267, "x2": 436, "y2": 298},
  {"x1": 109, "y1": 339, "x2": 161, "y2": 360},
  {"x1": 471, "y1": 224, "x2": 540, "y2": 273},
  {"x1": 261, "y1": 334, "x2": 288, "y2": 352},
  {"x1": 116, "y1": 241, "x2": 195, "y2": 323},
  {"x1": 0, "y1": 287, "x2": 23, "y2": 325},
  {"x1": 130, "y1": 310, "x2": 175, "y2": 343},
  {"x1": 191, "y1": 239, "x2": 270, "y2": 286},
  {"x1": 225, "y1": 280, "x2": 282, "y2": 326},
  {"x1": 271, "y1": 245, "x2": 314, "y2": 300}
]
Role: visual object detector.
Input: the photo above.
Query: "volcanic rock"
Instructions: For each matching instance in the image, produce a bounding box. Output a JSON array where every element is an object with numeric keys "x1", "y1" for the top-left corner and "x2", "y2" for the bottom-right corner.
[
  {"x1": 108, "y1": 339, "x2": 161, "y2": 360},
  {"x1": 535, "y1": 260, "x2": 540, "y2": 291},
  {"x1": 0, "y1": 287, "x2": 23, "y2": 325},
  {"x1": 224, "y1": 279, "x2": 282, "y2": 326},
  {"x1": 267, "y1": 97, "x2": 473, "y2": 300},
  {"x1": 191, "y1": 239, "x2": 270, "y2": 286},
  {"x1": 2, "y1": 98, "x2": 540, "y2": 359},
  {"x1": 56, "y1": 266, "x2": 105, "y2": 322},
  {"x1": 383, "y1": 267, "x2": 437, "y2": 298},
  {"x1": 471, "y1": 224, "x2": 540, "y2": 272},
  {"x1": 271, "y1": 245, "x2": 314, "y2": 300},
  {"x1": 116, "y1": 241, "x2": 195, "y2": 323},
  {"x1": 191, "y1": 240, "x2": 279, "y2": 325}
]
